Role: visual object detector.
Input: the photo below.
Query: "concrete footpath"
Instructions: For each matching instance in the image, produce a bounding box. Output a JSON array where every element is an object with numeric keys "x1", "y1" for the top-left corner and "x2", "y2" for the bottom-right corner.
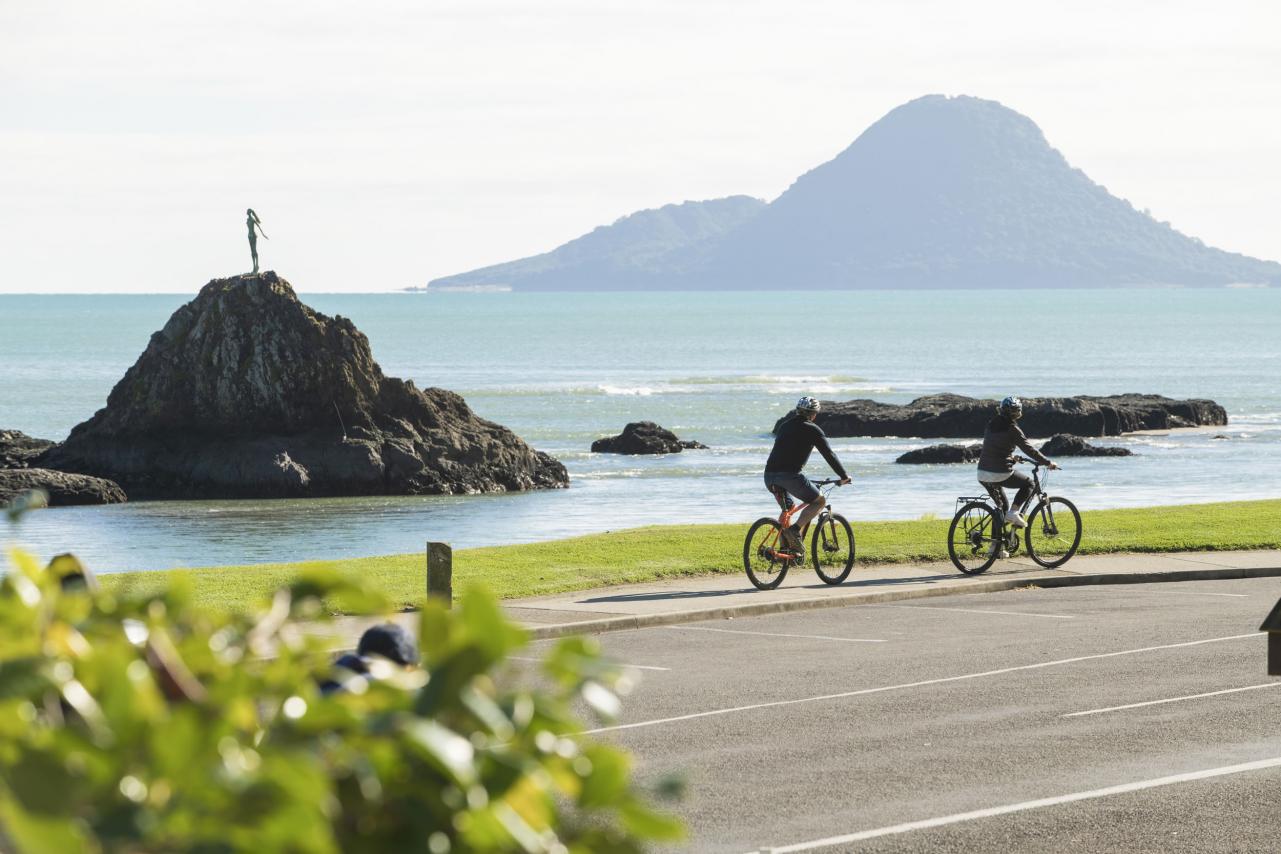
[{"x1": 328, "y1": 548, "x2": 1281, "y2": 646}]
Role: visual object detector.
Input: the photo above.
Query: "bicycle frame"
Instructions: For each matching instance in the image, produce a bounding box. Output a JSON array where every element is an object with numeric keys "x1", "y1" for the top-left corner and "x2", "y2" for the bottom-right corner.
[{"x1": 763, "y1": 480, "x2": 840, "y2": 558}]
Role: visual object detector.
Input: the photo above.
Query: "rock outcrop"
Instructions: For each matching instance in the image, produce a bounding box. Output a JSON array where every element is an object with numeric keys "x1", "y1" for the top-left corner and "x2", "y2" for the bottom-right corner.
[
  {"x1": 591, "y1": 422, "x2": 708, "y2": 455},
  {"x1": 1, "y1": 430, "x2": 55, "y2": 469},
  {"x1": 0, "y1": 469, "x2": 127, "y2": 506},
  {"x1": 1040, "y1": 434, "x2": 1133, "y2": 457},
  {"x1": 38, "y1": 273, "x2": 568, "y2": 499},
  {"x1": 779, "y1": 394, "x2": 1226, "y2": 439},
  {"x1": 895, "y1": 444, "x2": 982, "y2": 464}
]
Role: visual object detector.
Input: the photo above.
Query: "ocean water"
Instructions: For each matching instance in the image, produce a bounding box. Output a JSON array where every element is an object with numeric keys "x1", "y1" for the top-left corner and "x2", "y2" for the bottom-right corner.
[{"x1": 1, "y1": 289, "x2": 1278, "y2": 572}]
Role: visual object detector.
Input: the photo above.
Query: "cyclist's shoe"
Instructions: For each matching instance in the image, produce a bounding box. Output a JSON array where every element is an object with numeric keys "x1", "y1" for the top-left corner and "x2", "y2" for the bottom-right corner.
[
  {"x1": 782, "y1": 524, "x2": 803, "y2": 552},
  {"x1": 988, "y1": 541, "x2": 1010, "y2": 560},
  {"x1": 1004, "y1": 510, "x2": 1027, "y2": 529}
]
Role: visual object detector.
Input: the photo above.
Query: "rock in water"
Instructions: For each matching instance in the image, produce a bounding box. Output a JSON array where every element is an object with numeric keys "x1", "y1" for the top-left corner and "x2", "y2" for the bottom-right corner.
[
  {"x1": 780, "y1": 394, "x2": 1227, "y2": 439},
  {"x1": 895, "y1": 444, "x2": 983, "y2": 464},
  {"x1": 591, "y1": 422, "x2": 708, "y2": 454},
  {"x1": 1039, "y1": 434, "x2": 1133, "y2": 457},
  {"x1": 40, "y1": 273, "x2": 568, "y2": 499},
  {"x1": 0, "y1": 469, "x2": 127, "y2": 506},
  {"x1": 1, "y1": 430, "x2": 55, "y2": 468}
]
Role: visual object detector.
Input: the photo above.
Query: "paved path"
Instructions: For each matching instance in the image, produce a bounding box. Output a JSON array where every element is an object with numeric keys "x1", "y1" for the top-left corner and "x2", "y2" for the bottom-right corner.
[{"x1": 328, "y1": 549, "x2": 1281, "y2": 646}]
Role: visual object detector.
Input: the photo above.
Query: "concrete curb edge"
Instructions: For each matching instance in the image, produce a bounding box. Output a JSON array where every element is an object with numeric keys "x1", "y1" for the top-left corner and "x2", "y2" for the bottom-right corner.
[{"x1": 525, "y1": 565, "x2": 1281, "y2": 639}]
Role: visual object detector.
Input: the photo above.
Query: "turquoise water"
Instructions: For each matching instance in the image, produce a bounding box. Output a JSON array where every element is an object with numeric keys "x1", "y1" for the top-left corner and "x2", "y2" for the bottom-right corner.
[{"x1": 2, "y1": 289, "x2": 1278, "y2": 572}]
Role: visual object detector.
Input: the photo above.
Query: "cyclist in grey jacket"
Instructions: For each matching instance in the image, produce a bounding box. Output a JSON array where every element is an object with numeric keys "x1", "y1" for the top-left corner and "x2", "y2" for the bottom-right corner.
[{"x1": 977, "y1": 396, "x2": 1059, "y2": 529}]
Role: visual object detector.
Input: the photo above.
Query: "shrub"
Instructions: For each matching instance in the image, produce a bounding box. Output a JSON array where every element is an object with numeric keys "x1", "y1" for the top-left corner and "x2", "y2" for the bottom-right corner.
[{"x1": 0, "y1": 544, "x2": 681, "y2": 852}]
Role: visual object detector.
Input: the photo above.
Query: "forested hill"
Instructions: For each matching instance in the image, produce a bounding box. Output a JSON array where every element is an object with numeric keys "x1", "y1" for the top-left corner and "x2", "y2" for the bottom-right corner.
[{"x1": 429, "y1": 95, "x2": 1281, "y2": 290}]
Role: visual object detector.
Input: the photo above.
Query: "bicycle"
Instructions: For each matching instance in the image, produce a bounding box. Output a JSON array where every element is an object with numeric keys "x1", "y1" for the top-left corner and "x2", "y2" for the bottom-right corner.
[
  {"x1": 743, "y1": 479, "x2": 855, "y2": 590},
  {"x1": 946, "y1": 456, "x2": 1082, "y2": 575}
]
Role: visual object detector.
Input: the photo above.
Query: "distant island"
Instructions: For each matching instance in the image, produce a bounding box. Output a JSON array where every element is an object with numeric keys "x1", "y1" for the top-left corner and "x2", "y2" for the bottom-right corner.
[{"x1": 428, "y1": 95, "x2": 1281, "y2": 290}]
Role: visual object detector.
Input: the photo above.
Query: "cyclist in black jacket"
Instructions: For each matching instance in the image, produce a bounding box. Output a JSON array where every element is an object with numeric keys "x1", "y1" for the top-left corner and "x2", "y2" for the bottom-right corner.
[
  {"x1": 977, "y1": 396, "x2": 1059, "y2": 530},
  {"x1": 764, "y1": 396, "x2": 851, "y2": 551}
]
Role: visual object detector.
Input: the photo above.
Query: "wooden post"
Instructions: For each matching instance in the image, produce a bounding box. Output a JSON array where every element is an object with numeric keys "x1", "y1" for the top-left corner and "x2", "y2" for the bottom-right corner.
[
  {"x1": 427, "y1": 542, "x2": 452, "y2": 607},
  {"x1": 1260, "y1": 598, "x2": 1281, "y2": 676}
]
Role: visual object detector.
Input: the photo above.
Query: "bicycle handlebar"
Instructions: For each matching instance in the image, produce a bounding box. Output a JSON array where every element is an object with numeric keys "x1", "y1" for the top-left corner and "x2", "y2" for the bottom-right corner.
[{"x1": 812, "y1": 478, "x2": 846, "y2": 486}]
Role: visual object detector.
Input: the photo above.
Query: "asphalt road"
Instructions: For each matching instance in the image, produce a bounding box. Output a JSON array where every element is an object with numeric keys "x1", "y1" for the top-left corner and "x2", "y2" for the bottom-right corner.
[{"x1": 543, "y1": 578, "x2": 1281, "y2": 852}]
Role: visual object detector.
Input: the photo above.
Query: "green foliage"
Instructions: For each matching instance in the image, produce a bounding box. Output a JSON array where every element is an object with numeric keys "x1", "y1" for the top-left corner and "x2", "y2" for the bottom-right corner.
[{"x1": 0, "y1": 547, "x2": 681, "y2": 852}]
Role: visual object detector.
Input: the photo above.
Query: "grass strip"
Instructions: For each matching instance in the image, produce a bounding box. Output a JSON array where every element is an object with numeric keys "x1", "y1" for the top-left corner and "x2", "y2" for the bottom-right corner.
[{"x1": 99, "y1": 498, "x2": 1281, "y2": 613}]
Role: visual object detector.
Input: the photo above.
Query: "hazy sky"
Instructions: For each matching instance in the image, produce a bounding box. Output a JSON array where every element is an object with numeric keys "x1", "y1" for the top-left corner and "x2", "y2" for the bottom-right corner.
[{"x1": 2, "y1": 1, "x2": 1278, "y2": 293}]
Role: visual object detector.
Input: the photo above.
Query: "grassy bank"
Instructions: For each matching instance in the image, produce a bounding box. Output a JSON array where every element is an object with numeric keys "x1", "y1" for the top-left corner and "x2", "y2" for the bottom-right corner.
[{"x1": 98, "y1": 499, "x2": 1281, "y2": 613}]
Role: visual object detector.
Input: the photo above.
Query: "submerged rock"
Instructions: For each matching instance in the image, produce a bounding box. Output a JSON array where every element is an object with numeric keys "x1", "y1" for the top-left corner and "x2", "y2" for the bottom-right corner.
[
  {"x1": 591, "y1": 422, "x2": 708, "y2": 455},
  {"x1": 895, "y1": 443, "x2": 982, "y2": 464},
  {"x1": 779, "y1": 393, "x2": 1226, "y2": 439},
  {"x1": 0, "y1": 469, "x2": 126, "y2": 506},
  {"x1": 1, "y1": 430, "x2": 55, "y2": 469},
  {"x1": 1039, "y1": 434, "x2": 1133, "y2": 457},
  {"x1": 39, "y1": 272, "x2": 568, "y2": 499}
]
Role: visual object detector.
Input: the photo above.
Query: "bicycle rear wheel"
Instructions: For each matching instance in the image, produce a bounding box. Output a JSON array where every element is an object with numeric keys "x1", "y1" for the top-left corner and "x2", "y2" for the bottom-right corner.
[
  {"x1": 744, "y1": 518, "x2": 791, "y2": 590},
  {"x1": 1025, "y1": 497, "x2": 1082, "y2": 568},
  {"x1": 812, "y1": 513, "x2": 855, "y2": 585},
  {"x1": 947, "y1": 501, "x2": 1001, "y2": 575}
]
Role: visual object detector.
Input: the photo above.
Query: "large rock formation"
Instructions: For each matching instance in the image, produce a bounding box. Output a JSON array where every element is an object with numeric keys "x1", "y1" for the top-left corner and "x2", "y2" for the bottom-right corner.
[
  {"x1": 39, "y1": 273, "x2": 568, "y2": 499},
  {"x1": 1040, "y1": 434, "x2": 1133, "y2": 457},
  {"x1": 776, "y1": 394, "x2": 1226, "y2": 439},
  {"x1": 591, "y1": 422, "x2": 708, "y2": 455},
  {"x1": 0, "y1": 469, "x2": 127, "y2": 507}
]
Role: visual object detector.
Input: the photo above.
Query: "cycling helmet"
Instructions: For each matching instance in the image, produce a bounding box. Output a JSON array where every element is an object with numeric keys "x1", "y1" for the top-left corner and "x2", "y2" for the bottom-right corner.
[
  {"x1": 999, "y1": 395, "x2": 1023, "y2": 418},
  {"x1": 796, "y1": 396, "x2": 821, "y2": 413}
]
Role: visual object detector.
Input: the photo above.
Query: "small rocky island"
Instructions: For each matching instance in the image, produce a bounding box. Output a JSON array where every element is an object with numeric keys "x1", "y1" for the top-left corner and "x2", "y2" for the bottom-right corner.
[
  {"x1": 30, "y1": 273, "x2": 568, "y2": 500},
  {"x1": 591, "y1": 422, "x2": 708, "y2": 455},
  {"x1": 896, "y1": 434, "x2": 1134, "y2": 464},
  {"x1": 782, "y1": 393, "x2": 1226, "y2": 439},
  {"x1": 0, "y1": 430, "x2": 126, "y2": 506}
]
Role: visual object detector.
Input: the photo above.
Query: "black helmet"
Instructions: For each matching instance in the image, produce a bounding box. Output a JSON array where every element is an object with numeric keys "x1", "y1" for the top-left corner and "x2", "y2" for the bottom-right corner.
[{"x1": 999, "y1": 395, "x2": 1023, "y2": 419}]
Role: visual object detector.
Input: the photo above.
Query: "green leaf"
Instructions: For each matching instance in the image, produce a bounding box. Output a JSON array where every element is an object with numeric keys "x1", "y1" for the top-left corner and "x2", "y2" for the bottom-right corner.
[{"x1": 401, "y1": 719, "x2": 476, "y2": 786}]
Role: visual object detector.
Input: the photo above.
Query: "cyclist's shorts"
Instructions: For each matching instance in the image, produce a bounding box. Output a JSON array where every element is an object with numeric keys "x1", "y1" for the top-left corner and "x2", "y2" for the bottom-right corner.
[{"x1": 763, "y1": 471, "x2": 819, "y2": 505}]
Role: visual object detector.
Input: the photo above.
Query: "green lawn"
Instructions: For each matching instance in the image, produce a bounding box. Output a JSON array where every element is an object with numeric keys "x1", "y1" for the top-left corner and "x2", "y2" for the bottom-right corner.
[{"x1": 98, "y1": 498, "x2": 1281, "y2": 613}]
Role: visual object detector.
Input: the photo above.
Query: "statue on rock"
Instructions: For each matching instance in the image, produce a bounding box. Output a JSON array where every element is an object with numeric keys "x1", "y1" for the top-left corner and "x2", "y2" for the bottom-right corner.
[{"x1": 246, "y1": 208, "x2": 268, "y2": 274}]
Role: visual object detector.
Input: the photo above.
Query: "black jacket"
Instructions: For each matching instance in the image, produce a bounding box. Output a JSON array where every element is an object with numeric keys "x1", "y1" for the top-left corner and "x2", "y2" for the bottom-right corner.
[
  {"x1": 765, "y1": 415, "x2": 847, "y2": 478},
  {"x1": 976, "y1": 415, "x2": 1051, "y2": 474}
]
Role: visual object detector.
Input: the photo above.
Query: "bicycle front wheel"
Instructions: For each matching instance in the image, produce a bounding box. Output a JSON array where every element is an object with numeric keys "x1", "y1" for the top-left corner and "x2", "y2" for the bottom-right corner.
[
  {"x1": 947, "y1": 501, "x2": 1001, "y2": 575},
  {"x1": 1025, "y1": 497, "x2": 1082, "y2": 568},
  {"x1": 812, "y1": 513, "x2": 855, "y2": 585},
  {"x1": 744, "y1": 518, "x2": 790, "y2": 590}
]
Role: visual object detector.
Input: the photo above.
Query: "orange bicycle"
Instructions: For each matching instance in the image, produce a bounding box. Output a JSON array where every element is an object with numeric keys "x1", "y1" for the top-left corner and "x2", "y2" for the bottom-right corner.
[{"x1": 743, "y1": 479, "x2": 855, "y2": 589}]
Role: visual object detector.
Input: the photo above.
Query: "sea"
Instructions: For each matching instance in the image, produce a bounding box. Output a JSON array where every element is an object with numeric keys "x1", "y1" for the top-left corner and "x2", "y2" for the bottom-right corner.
[{"x1": 2, "y1": 289, "x2": 1278, "y2": 573}]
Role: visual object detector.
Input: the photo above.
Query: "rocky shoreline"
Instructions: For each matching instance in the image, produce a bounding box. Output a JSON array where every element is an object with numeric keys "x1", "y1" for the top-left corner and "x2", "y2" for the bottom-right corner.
[{"x1": 781, "y1": 393, "x2": 1226, "y2": 439}]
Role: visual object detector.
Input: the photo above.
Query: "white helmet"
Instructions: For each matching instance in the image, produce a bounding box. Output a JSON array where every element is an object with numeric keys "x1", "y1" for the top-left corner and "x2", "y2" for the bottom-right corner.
[{"x1": 796, "y1": 396, "x2": 821, "y2": 413}]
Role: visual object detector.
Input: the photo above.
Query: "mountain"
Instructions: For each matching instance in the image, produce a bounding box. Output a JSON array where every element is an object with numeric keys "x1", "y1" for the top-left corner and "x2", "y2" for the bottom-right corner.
[
  {"x1": 431, "y1": 95, "x2": 1281, "y2": 290},
  {"x1": 428, "y1": 196, "x2": 765, "y2": 290}
]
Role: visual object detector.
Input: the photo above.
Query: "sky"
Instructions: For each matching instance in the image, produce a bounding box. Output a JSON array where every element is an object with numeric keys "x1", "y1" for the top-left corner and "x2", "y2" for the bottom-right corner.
[{"x1": 2, "y1": 0, "x2": 1278, "y2": 293}]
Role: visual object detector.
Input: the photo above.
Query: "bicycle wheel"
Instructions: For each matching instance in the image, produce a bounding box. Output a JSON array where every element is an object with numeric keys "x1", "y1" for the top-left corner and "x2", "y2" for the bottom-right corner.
[
  {"x1": 811, "y1": 512, "x2": 855, "y2": 585},
  {"x1": 1025, "y1": 497, "x2": 1082, "y2": 568},
  {"x1": 744, "y1": 518, "x2": 791, "y2": 590},
  {"x1": 947, "y1": 501, "x2": 1001, "y2": 575}
]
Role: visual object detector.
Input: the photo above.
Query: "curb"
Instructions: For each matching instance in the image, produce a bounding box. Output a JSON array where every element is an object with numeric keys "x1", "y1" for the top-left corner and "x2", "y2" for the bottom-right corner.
[{"x1": 525, "y1": 565, "x2": 1281, "y2": 639}]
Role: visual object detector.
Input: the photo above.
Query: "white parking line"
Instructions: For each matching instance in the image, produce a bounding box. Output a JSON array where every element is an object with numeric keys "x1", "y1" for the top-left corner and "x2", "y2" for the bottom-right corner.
[
  {"x1": 507, "y1": 656, "x2": 671, "y2": 672},
  {"x1": 666, "y1": 626, "x2": 886, "y2": 643},
  {"x1": 1083, "y1": 587, "x2": 1249, "y2": 599},
  {"x1": 583, "y1": 632, "x2": 1255, "y2": 735},
  {"x1": 1062, "y1": 682, "x2": 1281, "y2": 717},
  {"x1": 875, "y1": 603, "x2": 1075, "y2": 620},
  {"x1": 750, "y1": 755, "x2": 1281, "y2": 852}
]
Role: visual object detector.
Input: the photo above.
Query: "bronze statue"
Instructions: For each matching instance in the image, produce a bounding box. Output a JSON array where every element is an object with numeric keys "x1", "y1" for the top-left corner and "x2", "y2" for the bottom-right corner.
[{"x1": 246, "y1": 208, "x2": 268, "y2": 274}]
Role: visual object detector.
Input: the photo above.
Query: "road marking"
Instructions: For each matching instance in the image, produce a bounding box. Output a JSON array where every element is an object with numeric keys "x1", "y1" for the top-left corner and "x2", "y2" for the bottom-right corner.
[
  {"x1": 507, "y1": 656, "x2": 671, "y2": 672},
  {"x1": 1083, "y1": 587, "x2": 1249, "y2": 599},
  {"x1": 1062, "y1": 682, "x2": 1281, "y2": 717},
  {"x1": 874, "y1": 603, "x2": 1075, "y2": 620},
  {"x1": 666, "y1": 626, "x2": 886, "y2": 643},
  {"x1": 584, "y1": 632, "x2": 1255, "y2": 735},
  {"x1": 750, "y1": 755, "x2": 1281, "y2": 852}
]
